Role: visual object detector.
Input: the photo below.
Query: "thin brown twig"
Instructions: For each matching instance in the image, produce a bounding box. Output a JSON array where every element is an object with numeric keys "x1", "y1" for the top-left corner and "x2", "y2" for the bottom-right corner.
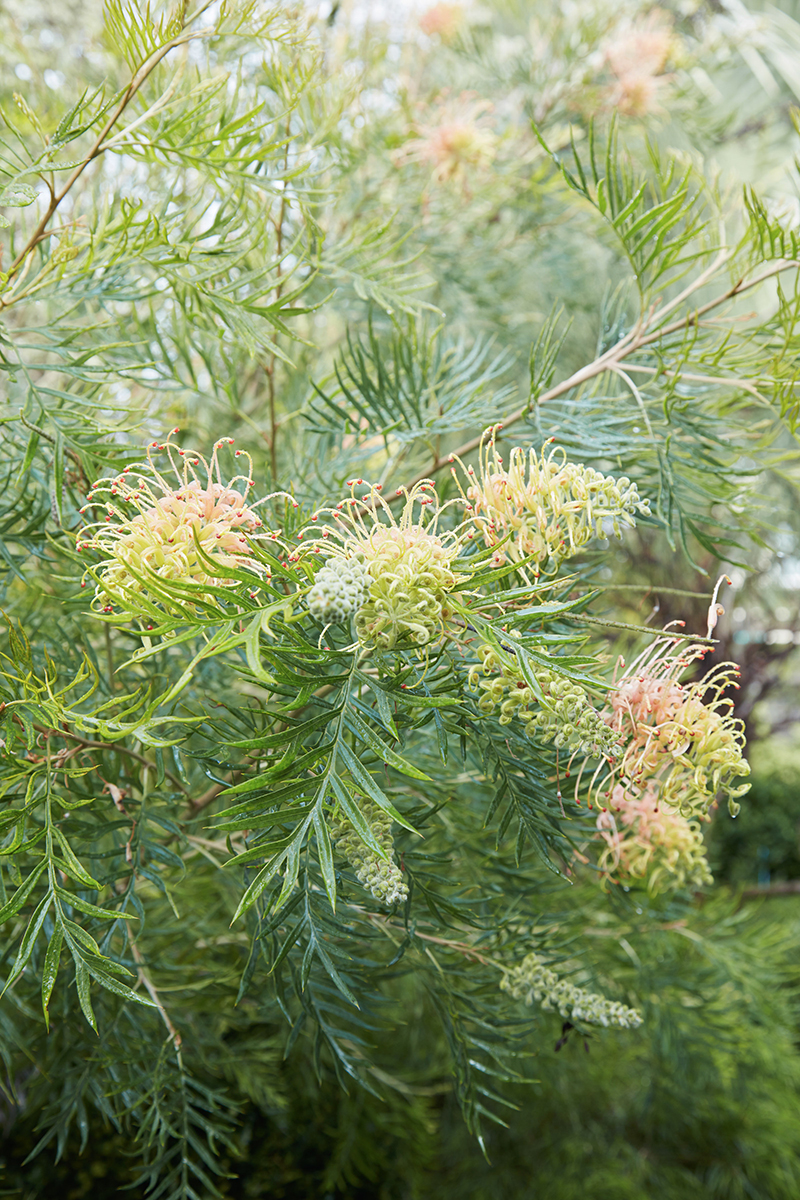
[
  {"x1": 130, "y1": 940, "x2": 182, "y2": 1050},
  {"x1": 31, "y1": 722, "x2": 187, "y2": 792},
  {"x1": 1, "y1": 5, "x2": 214, "y2": 304},
  {"x1": 399, "y1": 258, "x2": 800, "y2": 492}
]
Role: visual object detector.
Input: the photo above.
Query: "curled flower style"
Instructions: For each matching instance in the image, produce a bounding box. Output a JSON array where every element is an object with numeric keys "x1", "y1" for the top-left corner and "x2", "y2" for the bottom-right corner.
[
  {"x1": 296, "y1": 478, "x2": 468, "y2": 650},
  {"x1": 78, "y1": 433, "x2": 294, "y2": 618},
  {"x1": 331, "y1": 800, "x2": 408, "y2": 907},
  {"x1": 596, "y1": 782, "x2": 712, "y2": 894},
  {"x1": 468, "y1": 642, "x2": 622, "y2": 759},
  {"x1": 393, "y1": 92, "x2": 497, "y2": 190},
  {"x1": 451, "y1": 427, "x2": 649, "y2": 575},
  {"x1": 584, "y1": 636, "x2": 750, "y2": 820},
  {"x1": 500, "y1": 952, "x2": 643, "y2": 1029}
]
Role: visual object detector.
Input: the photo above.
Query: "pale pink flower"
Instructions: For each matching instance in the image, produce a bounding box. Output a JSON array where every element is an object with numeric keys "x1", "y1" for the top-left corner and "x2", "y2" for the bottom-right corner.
[
  {"x1": 583, "y1": 634, "x2": 750, "y2": 820},
  {"x1": 79, "y1": 434, "x2": 294, "y2": 617},
  {"x1": 394, "y1": 93, "x2": 496, "y2": 190},
  {"x1": 604, "y1": 10, "x2": 675, "y2": 117},
  {"x1": 419, "y1": 3, "x2": 465, "y2": 40},
  {"x1": 596, "y1": 781, "x2": 712, "y2": 893}
]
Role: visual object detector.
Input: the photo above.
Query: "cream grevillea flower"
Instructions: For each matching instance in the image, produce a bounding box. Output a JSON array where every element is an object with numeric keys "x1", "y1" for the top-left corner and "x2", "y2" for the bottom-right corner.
[
  {"x1": 583, "y1": 635, "x2": 750, "y2": 820},
  {"x1": 394, "y1": 93, "x2": 497, "y2": 189},
  {"x1": 501, "y1": 952, "x2": 642, "y2": 1029},
  {"x1": 78, "y1": 433, "x2": 294, "y2": 618},
  {"x1": 451, "y1": 427, "x2": 649, "y2": 575},
  {"x1": 295, "y1": 478, "x2": 468, "y2": 650},
  {"x1": 596, "y1": 781, "x2": 712, "y2": 894}
]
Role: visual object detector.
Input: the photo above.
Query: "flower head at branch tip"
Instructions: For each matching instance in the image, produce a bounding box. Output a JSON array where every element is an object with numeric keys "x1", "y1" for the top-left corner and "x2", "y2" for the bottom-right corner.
[
  {"x1": 583, "y1": 636, "x2": 750, "y2": 821},
  {"x1": 331, "y1": 800, "x2": 407, "y2": 907},
  {"x1": 300, "y1": 478, "x2": 469, "y2": 650},
  {"x1": 596, "y1": 782, "x2": 712, "y2": 894},
  {"x1": 452, "y1": 428, "x2": 649, "y2": 575},
  {"x1": 501, "y1": 953, "x2": 642, "y2": 1029},
  {"x1": 78, "y1": 435, "x2": 294, "y2": 619},
  {"x1": 468, "y1": 642, "x2": 622, "y2": 759}
]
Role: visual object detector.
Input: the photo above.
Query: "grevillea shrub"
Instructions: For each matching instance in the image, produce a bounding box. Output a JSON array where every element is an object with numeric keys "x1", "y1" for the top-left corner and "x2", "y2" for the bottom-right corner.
[{"x1": 1, "y1": 1, "x2": 800, "y2": 1196}]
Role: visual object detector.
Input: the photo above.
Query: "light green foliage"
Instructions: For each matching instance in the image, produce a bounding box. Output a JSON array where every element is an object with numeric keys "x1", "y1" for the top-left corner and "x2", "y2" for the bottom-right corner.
[{"x1": 0, "y1": 0, "x2": 800, "y2": 1196}]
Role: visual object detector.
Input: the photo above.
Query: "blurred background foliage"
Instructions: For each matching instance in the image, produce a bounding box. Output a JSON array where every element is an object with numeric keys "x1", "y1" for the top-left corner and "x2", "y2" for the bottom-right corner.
[{"x1": 2, "y1": 0, "x2": 800, "y2": 1197}]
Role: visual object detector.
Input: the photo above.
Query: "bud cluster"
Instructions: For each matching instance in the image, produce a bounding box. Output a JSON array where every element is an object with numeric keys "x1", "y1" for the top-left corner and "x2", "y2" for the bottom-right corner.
[
  {"x1": 587, "y1": 639, "x2": 750, "y2": 819},
  {"x1": 330, "y1": 800, "x2": 408, "y2": 906},
  {"x1": 596, "y1": 782, "x2": 712, "y2": 894},
  {"x1": 500, "y1": 952, "x2": 643, "y2": 1029},
  {"x1": 452, "y1": 429, "x2": 649, "y2": 574},
  {"x1": 307, "y1": 554, "x2": 369, "y2": 625},
  {"x1": 468, "y1": 643, "x2": 622, "y2": 758}
]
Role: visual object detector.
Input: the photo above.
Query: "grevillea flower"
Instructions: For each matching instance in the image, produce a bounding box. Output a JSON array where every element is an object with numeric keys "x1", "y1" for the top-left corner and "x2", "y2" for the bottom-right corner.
[
  {"x1": 331, "y1": 800, "x2": 408, "y2": 906},
  {"x1": 451, "y1": 427, "x2": 649, "y2": 575},
  {"x1": 468, "y1": 642, "x2": 622, "y2": 759},
  {"x1": 584, "y1": 635, "x2": 750, "y2": 820},
  {"x1": 296, "y1": 478, "x2": 468, "y2": 650},
  {"x1": 393, "y1": 93, "x2": 497, "y2": 189},
  {"x1": 596, "y1": 781, "x2": 712, "y2": 894},
  {"x1": 500, "y1": 952, "x2": 642, "y2": 1029},
  {"x1": 78, "y1": 433, "x2": 294, "y2": 618},
  {"x1": 604, "y1": 10, "x2": 675, "y2": 118},
  {"x1": 419, "y1": 3, "x2": 465, "y2": 40}
]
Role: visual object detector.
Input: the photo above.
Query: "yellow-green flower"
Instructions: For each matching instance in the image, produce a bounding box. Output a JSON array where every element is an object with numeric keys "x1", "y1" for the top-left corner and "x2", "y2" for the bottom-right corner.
[
  {"x1": 452, "y1": 427, "x2": 649, "y2": 575},
  {"x1": 296, "y1": 478, "x2": 468, "y2": 650},
  {"x1": 468, "y1": 642, "x2": 621, "y2": 759}
]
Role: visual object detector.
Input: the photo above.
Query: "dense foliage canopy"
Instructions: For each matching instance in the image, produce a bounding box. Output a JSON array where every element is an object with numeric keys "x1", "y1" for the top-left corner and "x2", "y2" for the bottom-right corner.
[{"x1": 2, "y1": 1, "x2": 800, "y2": 1196}]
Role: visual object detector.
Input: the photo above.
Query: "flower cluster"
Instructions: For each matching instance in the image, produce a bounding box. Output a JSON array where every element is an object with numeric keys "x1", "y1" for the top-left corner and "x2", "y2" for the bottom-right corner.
[
  {"x1": 452, "y1": 429, "x2": 649, "y2": 575},
  {"x1": 604, "y1": 10, "x2": 675, "y2": 118},
  {"x1": 500, "y1": 953, "x2": 643, "y2": 1029},
  {"x1": 419, "y1": 3, "x2": 465, "y2": 40},
  {"x1": 307, "y1": 554, "x2": 369, "y2": 625},
  {"x1": 586, "y1": 638, "x2": 750, "y2": 820},
  {"x1": 394, "y1": 92, "x2": 497, "y2": 190},
  {"x1": 596, "y1": 782, "x2": 712, "y2": 894},
  {"x1": 330, "y1": 800, "x2": 408, "y2": 906},
  {"x1": 297, "y1": 479, "x2": 467, "y2": 651},
  {"x1": 469, "y1": 643, "x2": 622, "y2": 759},
  {"x1": 78, "y1": 435, "x2": 292, "y2": 618}
]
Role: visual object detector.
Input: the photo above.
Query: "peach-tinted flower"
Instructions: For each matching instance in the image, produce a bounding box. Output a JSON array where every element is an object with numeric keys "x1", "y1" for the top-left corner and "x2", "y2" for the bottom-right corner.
[
  {"x1": 604, "y1": 10, "x2": 675, "y2": 117},
  {"x1": 79, "y1": 435, "x2": 293, "y2": 617},
  {"x1": 394, "y1": 93, "x2": 496, "y2": 189},
  {"x1": 596, "y1": 781, "x2": 712, "y2": 894},
  {"x1": 419, "y1": 3, "x2": 465, "y2": 40},
  {"x1": 584, "y1": 635, "x2": 750, "y2": 820}
]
